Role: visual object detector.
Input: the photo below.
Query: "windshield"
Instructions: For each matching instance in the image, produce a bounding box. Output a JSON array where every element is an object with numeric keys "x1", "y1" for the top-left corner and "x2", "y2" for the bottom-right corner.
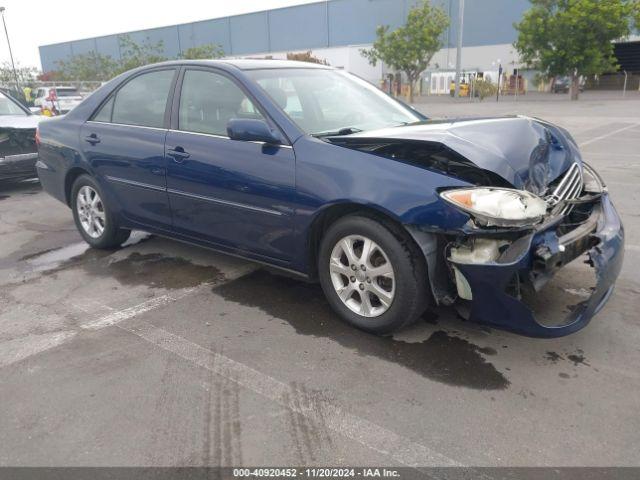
[
  {"x1": 246, "y1": 68, "x2": 421, "y2": 135},
  {"x1": 0, "y1": 92, "x2": 27, "y2": 116}
]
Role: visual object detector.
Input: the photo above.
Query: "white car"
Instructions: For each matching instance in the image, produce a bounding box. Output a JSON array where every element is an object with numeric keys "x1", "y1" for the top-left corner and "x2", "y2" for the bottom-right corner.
[{"x1": 33, "y1": 86, "x2": 83, "y2": 114}]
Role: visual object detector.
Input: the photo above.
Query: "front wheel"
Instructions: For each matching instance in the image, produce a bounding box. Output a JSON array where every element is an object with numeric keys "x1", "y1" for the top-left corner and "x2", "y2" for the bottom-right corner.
[
  {"x1": 71, "y1": 174, "x2": 130, "y2": 249},
  {"x1": 318, "y1": 215, "x2": 429, "y2": 335}
]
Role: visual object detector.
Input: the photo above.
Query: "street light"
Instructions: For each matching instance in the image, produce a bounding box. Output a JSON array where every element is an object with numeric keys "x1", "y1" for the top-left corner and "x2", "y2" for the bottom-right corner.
[
  {"x1": 0, "y1": 6, "x2": 20, "y2": 90},
  {"x1": 496, "y1": 58, "x2": 502, "y2": 102},
  {"x1": 454, "y1": 0, "x2": 465, "y2": 98}
]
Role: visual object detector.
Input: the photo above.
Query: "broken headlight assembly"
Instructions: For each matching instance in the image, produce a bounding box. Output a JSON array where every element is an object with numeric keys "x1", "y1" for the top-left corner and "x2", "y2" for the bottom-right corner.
[
  {"x1": 440, "y1": 187, "x2": 548, "y2": 228},
  {"x1": 582, "y1": 162, "x2": 606, "y2": 194}
]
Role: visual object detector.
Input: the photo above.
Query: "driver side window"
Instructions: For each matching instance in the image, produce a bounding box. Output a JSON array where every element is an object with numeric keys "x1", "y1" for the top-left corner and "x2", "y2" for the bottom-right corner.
[{"x1": 178, "y1": 70, "x2": 264, "y2": 137}]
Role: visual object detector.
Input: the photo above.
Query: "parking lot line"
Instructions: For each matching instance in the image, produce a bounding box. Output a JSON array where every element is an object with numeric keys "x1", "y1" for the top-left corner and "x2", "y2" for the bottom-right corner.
[
  {"x1": 77, "y1": 263, "x2": 255, "y2": 331},
  {"x1": 578, "y1": 123, "x2": 640, "y2": 148},
  {"x1": 80, "y1": 288, "x2": 200, "y2": 331},
  {"x1": 117, "y1": 317, "x2": 463, "y2": 468},
  {"x1": 0, "y1": 265, "x2": 257, "y2": 372},
  {"x1": 0, "y1": 291, "x2": 200, "y2": 371},
  {"x1": 0, "y1": 331, "x2": 76, "y2": 369}
]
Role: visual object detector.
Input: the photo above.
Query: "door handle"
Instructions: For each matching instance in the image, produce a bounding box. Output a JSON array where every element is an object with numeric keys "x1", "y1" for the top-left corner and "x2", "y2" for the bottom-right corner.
[
  {"x1": 84, "y1": 134, "x2": 101, "y2": 145},
  {"x1": 167, "y1": 147, "x2": 190, "y2": 163}
]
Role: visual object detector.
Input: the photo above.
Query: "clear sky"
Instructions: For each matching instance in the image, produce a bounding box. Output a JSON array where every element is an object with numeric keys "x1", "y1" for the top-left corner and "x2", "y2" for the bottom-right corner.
[{"x1": 0, "y1": 0, "x2": 321, "y2": 69}]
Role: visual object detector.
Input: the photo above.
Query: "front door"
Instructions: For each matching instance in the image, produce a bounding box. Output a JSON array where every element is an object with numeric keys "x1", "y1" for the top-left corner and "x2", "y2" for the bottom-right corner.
[
  {"x1": 165, "y1": 68, "x2": 295, "y2": 263},
  {"x1": 81, "y1": 68, "x2": 177, "y2": 228}
]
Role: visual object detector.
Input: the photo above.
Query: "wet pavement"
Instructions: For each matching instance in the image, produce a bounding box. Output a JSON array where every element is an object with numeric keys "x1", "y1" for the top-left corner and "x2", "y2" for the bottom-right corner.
[
  {"x1": 212, "y1": 270, "x2": 509, "y2": 390},
  {"x1": 1, "y1": 95, "x2": 639, "y2": 467}
]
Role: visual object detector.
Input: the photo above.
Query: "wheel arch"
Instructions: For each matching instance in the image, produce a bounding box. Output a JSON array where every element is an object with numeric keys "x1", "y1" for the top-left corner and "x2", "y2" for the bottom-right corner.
[
  {"x1": 305, "y1": 202, "x2": 432, "y2": 288},
  {"x1": 64, "y1": 166, "x2": 92, "y2": 206}
]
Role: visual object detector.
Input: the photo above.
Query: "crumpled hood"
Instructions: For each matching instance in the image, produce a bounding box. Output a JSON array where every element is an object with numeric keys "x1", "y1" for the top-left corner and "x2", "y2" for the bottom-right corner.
[{"x1": 347, "y1": 116, "x2": 582, "y2": 194}]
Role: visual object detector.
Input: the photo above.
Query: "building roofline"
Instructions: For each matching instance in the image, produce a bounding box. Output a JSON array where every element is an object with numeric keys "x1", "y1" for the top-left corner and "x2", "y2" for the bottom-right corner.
[{"x1": 39, "y1": 0, "x2": 328, "y2": 49}]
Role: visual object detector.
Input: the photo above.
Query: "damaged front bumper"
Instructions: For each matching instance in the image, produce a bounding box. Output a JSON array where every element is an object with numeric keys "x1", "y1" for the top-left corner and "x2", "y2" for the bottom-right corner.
[{"x1": 449, "y1": 193, "x2": 624, "y2": 338}]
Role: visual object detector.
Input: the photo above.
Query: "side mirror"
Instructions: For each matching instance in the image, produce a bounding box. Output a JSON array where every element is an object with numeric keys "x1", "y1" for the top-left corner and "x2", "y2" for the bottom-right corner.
[
  {"x1": 29, "y1": 107, "x2": 42, "y2": 115},
  {"x1": 227, "y1": 118, "x2": 283, "y2": 145}
]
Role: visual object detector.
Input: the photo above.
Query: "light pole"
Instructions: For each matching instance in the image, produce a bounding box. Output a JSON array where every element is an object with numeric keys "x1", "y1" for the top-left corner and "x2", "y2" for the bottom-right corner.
[
  {"x1": 453, "y1": 0, "x2": 465, "y2": 98},
  {"x1": 0, "y1": 6, "x2": 20, "y2": 90},
  {"x1": 496, "y1": 59, "x2": 502, "y2": 102}
]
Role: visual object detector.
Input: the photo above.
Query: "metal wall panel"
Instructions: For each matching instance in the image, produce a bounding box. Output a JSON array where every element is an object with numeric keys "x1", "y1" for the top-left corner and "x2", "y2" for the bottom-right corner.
[
  {"x1": 328, "y1": 0, "x2": 406, "y2": 46},
  {"x1": 177, "y1": 24, "x2": 196, "y2": 52},
  {"x1": 95, "y1": 35, "x2": 121, "y2": 60},
  {"x1": 70, "y1": 38, "x2": 97, "y2": 56},
  {"x1": 229, "y1": 12, "x2": 269, "y2": 55},
  {"x1": 180, "y1": 18, "x2": 232, "y2": 55},
  {"x1": 39, "y1": 0, "x2": 533, "y2": 71},
  {"x1": 39, "y1": 43, "x2": 73, "y2": 72},
  {"x1": 441, "y1": 0, "x2": 528, "y2": 48},
  {"x1": 269, "y1": 3, "x2": 328, "y2": 52},
  {"x1": 122, "y1": 26, "x2": 181, "y2": 59},
  {"x1": 462, "y1": 0, "x2": 529, "y2": 47}
]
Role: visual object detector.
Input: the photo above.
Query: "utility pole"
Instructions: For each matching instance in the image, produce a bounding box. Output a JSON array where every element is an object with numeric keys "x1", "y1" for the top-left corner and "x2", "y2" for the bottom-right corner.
[
  {"x1": 0, "y1": 7, "x2": 20, "y2": 90},
  {"x1": 454, "y1": 0, "x2": 465, "y2": 98},
  {"x1": 496, "y1": 61, "x2": 502, "y2": 102}
]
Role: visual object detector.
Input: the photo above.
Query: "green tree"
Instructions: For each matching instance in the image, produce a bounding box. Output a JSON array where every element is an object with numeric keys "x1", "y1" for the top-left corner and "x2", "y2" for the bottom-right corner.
[
  {"x1": 37, "y1": 71, "x2": 63, "y2": 82},
  {"x1": 0, "y1": 62, "x2": 39, "y2": 86},
  {"x1": 55, "y1": 51, "x2": 120, "y2": 81},
  {"x1": 179, "y1": 44, "x2": 224, "y2": 60},
  {"x1": 361, "y1": 0, "x2": 449, "y2": 103},
  {"x1": 515, "y1": 0, "x2": 634, "y2": 100},
  {"x1": 54, "y1": 35, "x2": 168, "y2": 81},
  {"x1": 472, "y1": 78, "x2": 498, "y2": 102},
  {"x1": 118, "y1": 35, "x2": 167, "y2": 72}
]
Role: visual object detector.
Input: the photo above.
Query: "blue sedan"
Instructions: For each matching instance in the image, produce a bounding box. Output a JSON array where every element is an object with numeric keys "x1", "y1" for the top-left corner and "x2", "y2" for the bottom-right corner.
[{"x1": 36, "y1": 60, "x2": 624, "y2": 337}]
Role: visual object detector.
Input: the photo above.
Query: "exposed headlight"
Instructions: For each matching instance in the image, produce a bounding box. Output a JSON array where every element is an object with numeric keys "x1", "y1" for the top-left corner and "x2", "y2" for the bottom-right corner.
[{"x1": 441, "y1": 187, "x2": 548, "y2": 227}]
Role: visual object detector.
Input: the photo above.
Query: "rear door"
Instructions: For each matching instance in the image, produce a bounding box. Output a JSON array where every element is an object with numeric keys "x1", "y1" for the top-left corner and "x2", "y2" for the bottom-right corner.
[
  {"x1": 80, "y1": 68, "x2": 177, "y2": 228},
  {"x1": 165, "y1": 67, "x2": 296, "y2": 262}
]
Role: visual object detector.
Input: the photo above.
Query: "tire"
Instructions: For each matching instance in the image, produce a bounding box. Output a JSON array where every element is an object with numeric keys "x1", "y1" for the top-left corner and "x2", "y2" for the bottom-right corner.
[
  {"x1": 71, "y1": 174, "x2": 130, "y2": 249},
  {"x1": 318, "y1": 214, "x2": 429, "y2": 335}
]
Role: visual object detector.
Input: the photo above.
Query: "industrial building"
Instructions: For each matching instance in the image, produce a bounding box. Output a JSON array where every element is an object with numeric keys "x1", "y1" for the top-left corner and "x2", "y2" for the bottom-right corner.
[{"x1": 38, "y1": 0, "x2": 639, "y2": 93}]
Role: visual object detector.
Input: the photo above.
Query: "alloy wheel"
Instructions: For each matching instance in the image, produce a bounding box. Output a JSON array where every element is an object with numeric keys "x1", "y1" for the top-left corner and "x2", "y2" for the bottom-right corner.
[
  {"x1": 76, "y1": 186, "x2": 106, "y2": 239},
  {"x1": 329, "y1": 235, "x2": 395, "y2": 317}
]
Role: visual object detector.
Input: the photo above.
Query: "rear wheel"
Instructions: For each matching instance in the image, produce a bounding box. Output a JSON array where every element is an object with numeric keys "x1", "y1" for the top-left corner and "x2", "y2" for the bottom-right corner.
[
  {"x1": 318, "y1": 215, "x2": 429, "y2": 335},
  {"x1": 71, "y1": 174, "x2": 130, "y2": 249}
]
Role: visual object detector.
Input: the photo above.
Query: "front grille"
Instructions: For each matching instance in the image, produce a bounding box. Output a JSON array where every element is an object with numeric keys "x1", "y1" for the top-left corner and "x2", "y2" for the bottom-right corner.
[{"x1": 546, "y1": 163, "x2": 583, "y2": 215}]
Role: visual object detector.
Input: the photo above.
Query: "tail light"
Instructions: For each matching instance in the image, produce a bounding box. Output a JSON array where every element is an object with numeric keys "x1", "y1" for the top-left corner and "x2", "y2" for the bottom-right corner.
[{"x1": 35, "y1": 127, "x2": 41, "y2": 147}]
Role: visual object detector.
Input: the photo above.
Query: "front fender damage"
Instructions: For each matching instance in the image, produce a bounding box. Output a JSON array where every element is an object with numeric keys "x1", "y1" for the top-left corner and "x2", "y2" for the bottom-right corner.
[
  {"x1": 447, "y1": 194, "x2": 624, "y2": 338},
  {"x1": 406, "y1": 227, "x2": 456, "y2": 306},
  {"x1": 407, "y1": 191, "x2": 623, "y2": 338}
]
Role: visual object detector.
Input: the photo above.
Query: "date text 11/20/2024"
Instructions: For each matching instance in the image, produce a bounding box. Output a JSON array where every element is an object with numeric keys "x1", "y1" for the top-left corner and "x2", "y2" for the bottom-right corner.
[{"x1": 233, "y1": 468, "x2": 400, "y2": 477}]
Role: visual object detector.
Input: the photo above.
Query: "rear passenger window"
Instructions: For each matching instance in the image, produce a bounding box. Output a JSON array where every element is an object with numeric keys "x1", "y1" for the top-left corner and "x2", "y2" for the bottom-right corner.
[
  {"x1": 92, "y1": 97, "x2": 114, "y2": 122},
  {"x1": 111, "y1": 69, "x2": 175, "y2": 128},
  {"x1": 178, "y1": 70, "x2": 264, "y2": 136}
]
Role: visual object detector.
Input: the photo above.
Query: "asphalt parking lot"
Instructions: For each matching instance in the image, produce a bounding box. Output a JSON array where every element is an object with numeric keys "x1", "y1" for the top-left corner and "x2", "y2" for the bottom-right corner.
[{"x1": 1, "y1": 91, "x2": 639, "y2": 468}]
